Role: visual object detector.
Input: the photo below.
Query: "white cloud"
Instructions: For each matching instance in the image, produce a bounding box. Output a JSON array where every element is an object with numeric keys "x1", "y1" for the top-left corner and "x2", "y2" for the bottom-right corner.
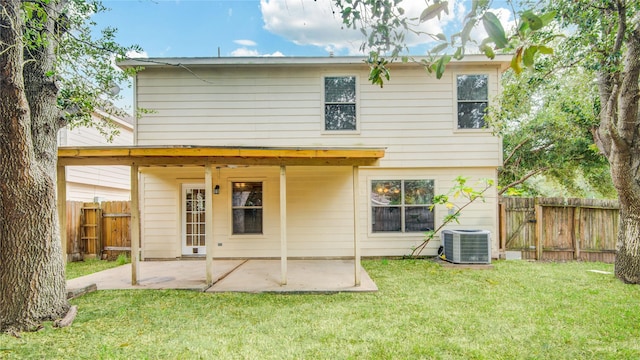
[
  {"x1": 260, "y1": 0, "x2": 468, "y2": 55},
  {"x1": 262, "y1": 51, "x2": 285, "y2": 57},
  {"x1": 235, "y1": 39, "x2": 258, "y2": 46},
  {"x1": 126, "y1": 50, "x2": 148, "y2": 59},
  {"x1": 260, "y1": 0, "x2": 514, "y2": 56},
  {"x1": 230, "y1": 47, "x2": 284, "y2": 57},
  {"x1": 231, "y1": 48, "x2": 259, "y2": 56},
  {"x1": 260, "y1": 0, "x2": 363, "y2": 55}
]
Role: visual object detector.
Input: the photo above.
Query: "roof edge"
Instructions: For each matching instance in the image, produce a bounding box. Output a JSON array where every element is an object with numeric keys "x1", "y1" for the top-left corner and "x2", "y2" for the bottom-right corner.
[{"x1": 118, "y1": 54, "x2": 512, "y2": 70}]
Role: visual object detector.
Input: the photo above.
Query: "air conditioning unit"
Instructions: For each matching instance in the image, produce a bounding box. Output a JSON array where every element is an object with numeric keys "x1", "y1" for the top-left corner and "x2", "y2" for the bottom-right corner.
[{"x1": 442, "y1": 230, "x2": 491, "y2": 264}]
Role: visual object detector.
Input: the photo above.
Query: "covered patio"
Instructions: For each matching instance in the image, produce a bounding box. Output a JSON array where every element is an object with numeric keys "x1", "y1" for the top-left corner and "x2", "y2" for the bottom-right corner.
[{"x1": 58, "y1": 146, "x2": 385, "y2": 288}]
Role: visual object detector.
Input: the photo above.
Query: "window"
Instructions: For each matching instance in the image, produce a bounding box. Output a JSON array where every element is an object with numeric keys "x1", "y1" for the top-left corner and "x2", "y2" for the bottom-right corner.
[
  {"x1": 371, "y1": 180, "x2": 435, "y2": 233},
  {"x1": 457, "y1": 74, "x2": 488, "y2": 129},
  {"x1": 324, "y1": 76, "x2": 357, "y2": 131},
  {"x1": 232, "y1": 182, "x2": 263, "y2": 234}
]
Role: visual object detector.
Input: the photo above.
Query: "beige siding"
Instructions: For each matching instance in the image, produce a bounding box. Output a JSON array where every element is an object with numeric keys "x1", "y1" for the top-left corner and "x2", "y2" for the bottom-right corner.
[
  {"x1": 286, "y1": 167, "x2": 355, "y2": 257},
  {"x1": 134, "y1": 64, "x2": 502, "y2": 168},
  {"x1": 65, "y1": 182, "x2": 130, "y2": 202},
  {"x1": 59, "y1": 115, "x2": 134, "y2": 201},
  {"x1": 139, "y1": 167, "x2": 196, "y2": 259},
  {"x1": 138, "y1": 165, "x2": 498, "y2": 259}
]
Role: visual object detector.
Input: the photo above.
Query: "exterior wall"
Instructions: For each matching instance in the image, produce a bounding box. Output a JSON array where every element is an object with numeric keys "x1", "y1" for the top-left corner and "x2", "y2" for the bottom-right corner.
[
  {"x1": 134, "y1": 63, "x2": 502, "y2": 168},
  {"x1": 58, "y1": 114, "x2": 133, "y2": 201},
  {"x1": 139, "y1": 165, "x2": 498, "y2": 259},
  {"x1": 286, "y1": 166, "x2": 355, "y2": 257},
  {"x1": 65, "y1": 182, "x2": 131, "y2": 202},
  {"x1": 132, "y1": 58, "x2": 503, "y2": 259},
  {"x1": 140, "y1": 166, "x2": 283, "y2": 259}
]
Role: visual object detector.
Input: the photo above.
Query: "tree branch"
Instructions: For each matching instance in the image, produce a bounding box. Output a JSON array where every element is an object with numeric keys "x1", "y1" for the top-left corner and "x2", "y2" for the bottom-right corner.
[
  {"x1": 617, "y1": 10, "x2": 640, "y2": 144},
  {"x1": 498, "y1": 167, "x2": 550, "y2": 196},
  {"x1": 612, "y1": 0, "x2": 626, "y2": 56},
  {"x1": 503, "y1": 137, "x2": 531, "y2": 166}
]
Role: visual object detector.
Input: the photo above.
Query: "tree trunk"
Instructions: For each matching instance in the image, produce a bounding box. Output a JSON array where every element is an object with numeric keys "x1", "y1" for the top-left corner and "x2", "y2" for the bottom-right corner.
[
  {"x1": 0, "y1": 0, "x2": 69, "y2": 333},
  {"x1": 615, "y1": 203, "x2": 640, "y2": 283},
  {"x1": 595, "y1": 11, "x2": 640, "y2": 284},
  {"x1": 0, "y1": 150, "x2": 69, "y2": 333}
]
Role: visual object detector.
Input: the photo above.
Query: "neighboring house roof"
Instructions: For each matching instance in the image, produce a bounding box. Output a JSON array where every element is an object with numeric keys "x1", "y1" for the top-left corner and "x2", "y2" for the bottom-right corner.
[
  {"x1": 94, "y1": 108, "x2": 134, "y2": 128},
  {"x1": 118, "y1": 55, "x2": 512, "y2": 71}
]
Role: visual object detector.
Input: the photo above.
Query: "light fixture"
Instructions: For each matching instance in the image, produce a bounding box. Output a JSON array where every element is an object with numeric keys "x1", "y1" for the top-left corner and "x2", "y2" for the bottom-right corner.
[{"x1": 214, "y1": 167, "x2": 221, "y2": 195}]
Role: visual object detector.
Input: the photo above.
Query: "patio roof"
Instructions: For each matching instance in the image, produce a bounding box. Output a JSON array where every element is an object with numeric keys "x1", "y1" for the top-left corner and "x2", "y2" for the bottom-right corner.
[
  {"x1": 58, "y1": 145, "x2": 385, "y2": 166},
  {"x1": 57, "y1": 145, "x2": 384, "y2": 288}
]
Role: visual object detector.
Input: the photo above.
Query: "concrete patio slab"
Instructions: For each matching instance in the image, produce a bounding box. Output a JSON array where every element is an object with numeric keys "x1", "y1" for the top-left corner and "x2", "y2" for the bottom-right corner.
[
  {"x1": 66, "y1": 259, "x2": 378, "y2": 294},
  {"x1": 208, "y1": 259, "x2": 378, "y2": 293},
  {"x1": 66, "y1": 260, "x2": 245, "y2": 292}
]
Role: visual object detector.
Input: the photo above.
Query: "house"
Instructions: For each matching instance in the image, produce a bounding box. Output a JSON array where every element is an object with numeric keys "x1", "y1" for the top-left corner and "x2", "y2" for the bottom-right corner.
[
  {"x1": 58, "y1": 55, "x2": 509, "y2": 285},
  {"x1": 57, "y1": 109, "x2": 133, "y2": 201}
]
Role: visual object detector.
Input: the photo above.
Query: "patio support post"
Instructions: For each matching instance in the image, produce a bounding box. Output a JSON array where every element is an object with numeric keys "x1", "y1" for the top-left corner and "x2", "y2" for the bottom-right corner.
[
  {"x1": 205, "y1": 162, "x2": 215, "y2": 286},
  {"x1": 353, "y1": 166, "x2": 361, "y2": 286},
  {"x1": 131, "y1": 164, "x2": 140, "y2": 285},
  {"x1": 56, "y1": 165, "x2": 67, "y2": 264},
  {"x1": 280, "y1": 165, "x2": 287, "y2": 285}
]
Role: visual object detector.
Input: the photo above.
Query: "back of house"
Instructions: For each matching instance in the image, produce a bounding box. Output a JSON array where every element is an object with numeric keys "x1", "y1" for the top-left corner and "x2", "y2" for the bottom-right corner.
[{"x1": 120, "y1": 55, "x2": 508, "y2": 260}]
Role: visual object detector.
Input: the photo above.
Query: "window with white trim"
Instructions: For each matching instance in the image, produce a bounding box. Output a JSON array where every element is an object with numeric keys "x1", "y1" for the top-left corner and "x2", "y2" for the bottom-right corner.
[
  {"x1": 324, "y1": 76, "x2": 357, "y2": 131},
  {"x1": 371, "y1": 180, "x2": 435, "y2": 233},
  {"x1": 457, "y1": 74, "x2": 488, "y2": 129},
  {"x1": 232, "y1": 182, "x2": 263, "y2": 234}
]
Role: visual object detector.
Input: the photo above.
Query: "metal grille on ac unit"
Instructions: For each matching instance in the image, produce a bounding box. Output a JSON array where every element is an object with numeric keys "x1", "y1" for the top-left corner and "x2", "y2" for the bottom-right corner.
[{"x1": 442, "y1": 230, "x2": 491, "y2": 264}]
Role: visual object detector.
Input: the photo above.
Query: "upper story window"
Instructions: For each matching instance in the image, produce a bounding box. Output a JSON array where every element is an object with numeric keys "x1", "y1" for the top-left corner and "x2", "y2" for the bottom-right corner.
[
  {"x1": 232, "y1": 182, "x2": 263, "y2": 235},
  {"x1": 324, "y1": 76, "x2": 357, "y2": 131},
  {"x1": 371, "y1": 179, "x2": 435, "y2": 233},
  {"x1": 457, "y1": 74, "x2": 488, "y2": 129}
]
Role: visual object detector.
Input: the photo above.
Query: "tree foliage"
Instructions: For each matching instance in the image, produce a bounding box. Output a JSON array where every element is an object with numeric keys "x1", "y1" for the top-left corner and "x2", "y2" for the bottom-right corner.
[
  {"x1": 490, "y1": 60, "x2": 615, "y2": 198},
  {"x1": 0, "y1": 0, "x2": 137, "y2": 333}
]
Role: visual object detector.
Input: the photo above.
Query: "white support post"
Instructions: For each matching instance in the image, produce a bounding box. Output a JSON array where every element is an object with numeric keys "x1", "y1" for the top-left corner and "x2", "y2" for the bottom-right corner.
[
  {"x1": 353, "y1": 166, "x2": 361, "y2": 286},
  {"x1": 205, "y1": 162, "x2": 215, "y2": 286},
  {"x1": 280, "y1": 165, "x2": 287, "y2": 285},
  {"x1": 56, "y1": 165, "x2": 67, "y2": 264},
  {"x1": 130, "y1": 164, "x2": 140, "y2": 285}
]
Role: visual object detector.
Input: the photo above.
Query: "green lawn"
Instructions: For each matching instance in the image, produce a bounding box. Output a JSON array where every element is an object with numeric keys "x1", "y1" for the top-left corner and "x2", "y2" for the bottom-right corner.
[
  {"x1": 2, "y1": 260, "x2": 639, "y2": 359},
  {"x1": 65, "y1": 257, "x2": 128, "y2": 280}
]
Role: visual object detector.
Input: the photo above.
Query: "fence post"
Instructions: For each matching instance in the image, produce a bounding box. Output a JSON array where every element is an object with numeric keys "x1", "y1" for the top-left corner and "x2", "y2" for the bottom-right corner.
[
  {"x1": 535, "y1": 200, "x2": 543, "y2": 260},
  {"x1": 499, "y1": 202, "x2": 507, "y2": 259},
  {"x1": 573, "y1": 206, "x2": 581, "y2": 260}
]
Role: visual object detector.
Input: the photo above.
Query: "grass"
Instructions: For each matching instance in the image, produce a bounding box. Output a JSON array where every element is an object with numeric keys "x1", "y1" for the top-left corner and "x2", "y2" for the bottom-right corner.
[
  {"x1": 2, "y1": 260, "x2": 640, "y2": 359},
  {"x1": 65, "y1": 254, "x2": 129, "y2": 280}
]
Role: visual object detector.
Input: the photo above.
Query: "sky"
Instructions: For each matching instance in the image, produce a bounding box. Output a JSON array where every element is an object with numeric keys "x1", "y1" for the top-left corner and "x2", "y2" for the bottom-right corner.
[{"x1": 92, "y1": 0, "x2": 514, "y2": 111}]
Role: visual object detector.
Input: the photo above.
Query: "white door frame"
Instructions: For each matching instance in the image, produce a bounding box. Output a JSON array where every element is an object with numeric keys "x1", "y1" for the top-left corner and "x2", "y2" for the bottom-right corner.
[{"x1": 181, "y1": 183, "x2": 207, "y2": 255}]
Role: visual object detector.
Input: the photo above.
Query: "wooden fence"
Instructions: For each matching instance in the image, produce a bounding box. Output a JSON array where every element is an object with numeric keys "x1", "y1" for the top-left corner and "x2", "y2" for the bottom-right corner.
[
  {"x1": 65, "y1": 197, "x2": 620, "y2": 263},
  {"x1": 66, "y1": 201, "x2": 131, "y2": 261},
  {"x1": 499, "y1": 197, "x2": 619, "y2": 263}
]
